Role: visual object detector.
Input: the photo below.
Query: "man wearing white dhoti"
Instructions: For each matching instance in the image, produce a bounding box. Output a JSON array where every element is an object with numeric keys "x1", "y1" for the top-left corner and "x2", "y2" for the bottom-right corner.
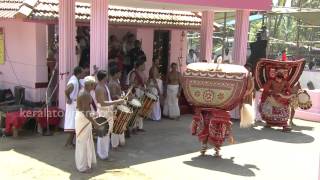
[
  {"x1": 64, "y1": 66, "x2": 83, "y2": 148},
  {"x1": 108, "y1": 63, "x2": 126, "y2": 149},
  {"x1": 75, "y1": 76, "x2": 100, "y2": 173},
  {"x1": 95, "y1": 70, "x2": 124, "y2": 160},
  {"x1": 163, "y1": 63, "x2": 181, "y2": 119},
  {"x1": 148, "y1": 57, "x2": 163, "y2": 121},
  {"x1": 129, "y1": 58, "x2": 147, "y2": 132}
]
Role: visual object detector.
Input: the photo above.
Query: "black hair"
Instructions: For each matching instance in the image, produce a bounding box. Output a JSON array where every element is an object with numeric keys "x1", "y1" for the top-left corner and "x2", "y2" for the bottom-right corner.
[
  {"x1": 97, "y1": 70, "x2": 108, "y2": 81},
  {"x1": 135, "y1": 58, "x2": 146, "y2": 68},
  {"x1": 109, "y1": 64, "x2": 120, "y2": 77},
  {"x1": 127, "y1": 33, "x2": 135, "y2": 39},
  {"x1": 134, "y1": 40, "x2": 141, "y2": 47},
  {"x1": 171, "y1": 62, "x2": 177, "y2": 67},
  {"x1": 73, "y1": 66, "x2": 83, "y2": 76},
  {"x1": 152, "y1": 56, "x2": 160, "y2": 63},
  {"x1": 109, "y1": 35, "x2": 117, "y2": 41}
]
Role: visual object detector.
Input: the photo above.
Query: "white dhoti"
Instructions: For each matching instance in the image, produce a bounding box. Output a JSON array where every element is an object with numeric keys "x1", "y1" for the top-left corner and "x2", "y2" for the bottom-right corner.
[
  {"x1": 64, "y1": 102, "x2": 77, "y2": 132},
  {"x1": 149, "y1": 79, "x2": 162, "y2": 121},
  {"x1": 75, "y1": 111, "x2": 96, "y2": 172},
  {"x1": 111, "y1": 133, "x2": 125, "y2": 148},
  {"x1": 163, "y1": 85, "x2": 180, "y2": 118},
  {"x1": 134, "y1": 88, "x2": 145, "y2": 129},
  {"x1": 96, "y1": 105, "x2": 114, "y2": 160}
]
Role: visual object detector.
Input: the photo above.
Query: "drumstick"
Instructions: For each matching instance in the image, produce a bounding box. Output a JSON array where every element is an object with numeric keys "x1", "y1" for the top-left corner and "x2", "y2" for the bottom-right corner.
[
  {"x1": 123, "y1": 86, "x2": 134, "y2": 101},
  {"x1": 97, "y1": 120, "x2": 109, "y2": 126}
]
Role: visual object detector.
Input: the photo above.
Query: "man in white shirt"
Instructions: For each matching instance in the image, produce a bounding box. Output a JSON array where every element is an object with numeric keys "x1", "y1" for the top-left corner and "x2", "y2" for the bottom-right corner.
[{"x1": 186, "y1": 49, "x2": 198, "y2": 64}]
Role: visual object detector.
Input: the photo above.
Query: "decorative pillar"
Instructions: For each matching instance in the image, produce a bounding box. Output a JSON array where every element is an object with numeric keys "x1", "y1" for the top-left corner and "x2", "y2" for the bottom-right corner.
[
  {"x1": 199, "y1": 11, "x2": 214, "y2": 62},
  {"x1": 90, "y1": 0, "x2": 109, "y2": 73},
  {"x1": 58, "y1": 0, "x2": 76, "y2": 110},
  {"x1": 232, "y1": 10, "x2": 250, "y2": 65}
]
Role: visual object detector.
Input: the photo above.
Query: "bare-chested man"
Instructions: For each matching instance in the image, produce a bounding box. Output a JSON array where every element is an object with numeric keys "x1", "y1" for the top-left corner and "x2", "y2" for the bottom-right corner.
[
  {"x1": 128, "y1": 57, "x2": 147, "y2": 132},
  {"x1": 108, "y1": 63, "x2": 126, "y2": 149},
  {"x1": 75, "y1": 76, "x2": 100, "y2": 173},
  {"x1": 147, "y1": 57, "x2": 163, "y2": 121},
  {"x1": 95, "y1": 70, "x2": 124, "y2": 160},
  {"x1": 163, "y1": 63, "x2": 181, "y2": 119}
]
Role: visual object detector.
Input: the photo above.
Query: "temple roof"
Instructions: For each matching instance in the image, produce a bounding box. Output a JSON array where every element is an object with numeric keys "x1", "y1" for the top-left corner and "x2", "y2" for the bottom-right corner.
[{"x1": 0, "y1": 0, "x2": 209, "y2": 29}]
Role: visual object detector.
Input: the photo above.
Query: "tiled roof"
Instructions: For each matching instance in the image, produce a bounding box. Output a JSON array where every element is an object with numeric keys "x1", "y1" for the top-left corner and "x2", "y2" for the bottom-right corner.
[
  {"x1": 0, "y1": 0, "x2": 23, "y2": 19},
  {"x1": 0, "y1": 0, "x2": 202, "y2": 29}
]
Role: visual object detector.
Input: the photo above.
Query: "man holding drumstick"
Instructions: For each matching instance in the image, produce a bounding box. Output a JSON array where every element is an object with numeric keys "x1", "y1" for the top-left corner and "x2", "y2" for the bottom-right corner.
[
  {"x1": 95, "y1": 70, "x2": 124, "y2": 160},
  {"x1": 128, "y1": 56, "x2": 147, "y2": 133}
]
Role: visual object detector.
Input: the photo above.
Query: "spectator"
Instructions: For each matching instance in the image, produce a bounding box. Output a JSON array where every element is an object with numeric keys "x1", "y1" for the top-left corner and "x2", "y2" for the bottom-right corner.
[
  {"x1": 128, "y1": 40, "x2": 146, "y2": 73},
  {"x1": 187, "y1": 49, "x2": 198, "y2": 64}
]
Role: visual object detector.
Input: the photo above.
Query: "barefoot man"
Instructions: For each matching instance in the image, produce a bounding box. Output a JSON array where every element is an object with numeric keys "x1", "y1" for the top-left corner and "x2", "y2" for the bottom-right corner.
[
  {"x1": 108, "y1": 63, "x2": 126, "y2": 149},
  {"x1": 75, "y1": 76, "x2": 99, "y2": 173},
  {"x1": 95, "y1": 70, "x2": 124, "y2": 160},
  {"x1": 163, "y1": 63, "x2": 181, "y2": 120},
  {"x1": 129, "y1": 57, "x2": 147, "y2": 132},
  {"x1": 147, "y1": 57, "x2": 163, "y2": 121},
  {"x1": 64, "y1": 66, "x2": 83, "y2": 148}
]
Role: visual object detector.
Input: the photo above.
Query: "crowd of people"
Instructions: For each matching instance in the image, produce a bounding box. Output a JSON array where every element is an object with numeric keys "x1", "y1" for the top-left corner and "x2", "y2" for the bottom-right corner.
[
  {"x1": 76, "y1": 30, "x2": 147, "y2": 87},
  {"x1": 63, "y1": 43, "x2": 182, "y2": 172}
]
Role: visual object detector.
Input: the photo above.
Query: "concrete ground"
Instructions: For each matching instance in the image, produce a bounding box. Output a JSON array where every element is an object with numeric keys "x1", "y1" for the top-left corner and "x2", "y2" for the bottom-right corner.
[{"x1": 0, "y1": 115, "x2": 319, "y2": 180}]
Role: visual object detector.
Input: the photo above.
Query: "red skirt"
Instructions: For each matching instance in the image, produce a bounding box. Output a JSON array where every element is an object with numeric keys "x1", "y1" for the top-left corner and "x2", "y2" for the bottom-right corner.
[{"x1": 191, "y1": 108, "x2": 231, "y2": 148}]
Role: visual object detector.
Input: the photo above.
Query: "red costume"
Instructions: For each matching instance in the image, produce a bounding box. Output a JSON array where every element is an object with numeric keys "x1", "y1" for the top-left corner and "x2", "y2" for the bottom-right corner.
[
  {"x1": 255, "y1": 59, "x2": 306, "y2": 132},
  {"x1": 191, "y1": 108, "x2": 232, "y2": 156}
]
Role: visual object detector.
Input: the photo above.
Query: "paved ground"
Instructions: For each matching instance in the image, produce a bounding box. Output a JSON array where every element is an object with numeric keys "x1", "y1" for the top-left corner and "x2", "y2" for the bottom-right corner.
[{"x1": 0, "y1": 115, "x2": 319, "y2": 180}]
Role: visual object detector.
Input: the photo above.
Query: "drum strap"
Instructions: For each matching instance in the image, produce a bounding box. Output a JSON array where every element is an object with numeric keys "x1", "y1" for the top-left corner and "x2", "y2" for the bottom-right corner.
[
  {"x1": 134, "y1": 70, "x2": 144, "y2": 87},
  {"x1": 91, "y1": 97, "x2": 97, "y2": 112}
]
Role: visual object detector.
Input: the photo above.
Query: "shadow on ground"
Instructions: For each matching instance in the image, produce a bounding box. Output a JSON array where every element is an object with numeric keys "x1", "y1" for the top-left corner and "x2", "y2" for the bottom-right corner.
[
  {"x1": 0, "y1": 116, "x2": 317, "y2": 179},
  {"x1": 184, "y1": 155, "x2": 259, "y2": 177}
]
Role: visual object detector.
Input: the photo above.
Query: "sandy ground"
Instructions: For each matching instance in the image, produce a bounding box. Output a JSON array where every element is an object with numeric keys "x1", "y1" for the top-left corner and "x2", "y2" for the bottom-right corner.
[{"x1": 0, "y1": 115, "x2": 319, "y2": 180}]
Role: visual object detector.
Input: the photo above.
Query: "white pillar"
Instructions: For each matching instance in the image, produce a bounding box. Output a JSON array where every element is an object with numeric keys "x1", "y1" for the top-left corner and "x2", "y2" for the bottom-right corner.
[
  {"x1": 199, "y1": 11, "x2": 214, "y2": 62},
  {"x1": 90, "y1": 0, "x2": 109, "y2": 73},
  {"x1": 58, "y1": 0, "x2": 76, "y2": 110},
  {"x1": 232, "y1": 10, "x2": 250, "y2": 65}
]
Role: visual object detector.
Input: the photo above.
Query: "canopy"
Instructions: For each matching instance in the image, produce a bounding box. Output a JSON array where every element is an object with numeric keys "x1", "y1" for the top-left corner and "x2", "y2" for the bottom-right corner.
[{"x1": 269, "y1": 7, "x2": 320, "y2": 26}]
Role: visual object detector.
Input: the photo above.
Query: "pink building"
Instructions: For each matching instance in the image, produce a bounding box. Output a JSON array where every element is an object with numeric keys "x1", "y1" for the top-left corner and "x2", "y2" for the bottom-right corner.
[{"x1": 0, "y1": 0, "x2": 272, "y2": 112}]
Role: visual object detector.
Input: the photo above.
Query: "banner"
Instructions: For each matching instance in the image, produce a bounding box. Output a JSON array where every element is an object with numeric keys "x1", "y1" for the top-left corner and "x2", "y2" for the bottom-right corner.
[{"x1": 0, "y1": 28, "x2": 4, "y2": 64}]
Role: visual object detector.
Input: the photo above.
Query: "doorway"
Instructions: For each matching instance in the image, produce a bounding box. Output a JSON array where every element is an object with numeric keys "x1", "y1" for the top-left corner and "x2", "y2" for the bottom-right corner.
[{"x1": 153, "y1": 30, "x2": 170, "y2": 78}]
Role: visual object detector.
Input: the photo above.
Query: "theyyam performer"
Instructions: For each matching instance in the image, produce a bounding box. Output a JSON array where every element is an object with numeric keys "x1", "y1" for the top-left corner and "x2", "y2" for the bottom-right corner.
[
  {"x1": 255, "y1": 59, "x2": 308, "y2": 132},
  {"x1": 95, "y1": 70, "x2": 124, "y2": 159},
  {"x1": 184, "y1": 62, "x2": 254, "y2": 157},
  {"x1": 75, "y1": 76, "x2": 99, "y2": 173}
]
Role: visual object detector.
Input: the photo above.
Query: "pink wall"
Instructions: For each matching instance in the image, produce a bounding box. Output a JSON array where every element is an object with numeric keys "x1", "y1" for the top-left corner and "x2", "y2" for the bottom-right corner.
[
  {"x1": 146, "y1": 0, "x2": 272, "y2": 10},
  {"x1": 170, "y1": 29, "x2": 187, "y2": 73},
  {"x1": 0, "y1": 20, "x2": 48, "y2": 102},
  {"x1": 136, "y1": 28, "x2": 154, "y2": 76}
]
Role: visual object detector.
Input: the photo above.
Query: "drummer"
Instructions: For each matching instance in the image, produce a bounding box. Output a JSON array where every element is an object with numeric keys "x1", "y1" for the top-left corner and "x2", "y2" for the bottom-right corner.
[
  {"x1": 95, "y1": 70, "x2": 124, "y2": 160},
  {"x1": 128, "y1": 56, "x2": 147, "y2": 133},
  {"x1": 108, "y1": 63, "x2": 126, "y2": 149},
  {"x1": 147, "y1": 57, "x2": 163, "y2": 121}
]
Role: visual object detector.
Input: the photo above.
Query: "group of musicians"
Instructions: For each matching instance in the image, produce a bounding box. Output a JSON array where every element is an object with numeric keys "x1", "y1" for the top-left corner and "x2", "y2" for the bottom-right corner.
[{"x1": 64, "y1": 56, "x2": 181, "y2": 173}]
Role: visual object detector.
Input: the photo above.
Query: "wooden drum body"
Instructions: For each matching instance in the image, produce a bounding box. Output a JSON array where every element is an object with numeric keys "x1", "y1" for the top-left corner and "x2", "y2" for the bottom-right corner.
[
  {"x1": 127, "y1": 98, "x2": 142, "y2": 128},
  {"x1": 182, "y1": 63, "x2": 249, "y2": 110},
  {"x1": 113, "y1": 105, "x2": 132, "y2": 134},
  {"x1": 138, "y1": 92, "x2": 158, "y2": 118}
]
